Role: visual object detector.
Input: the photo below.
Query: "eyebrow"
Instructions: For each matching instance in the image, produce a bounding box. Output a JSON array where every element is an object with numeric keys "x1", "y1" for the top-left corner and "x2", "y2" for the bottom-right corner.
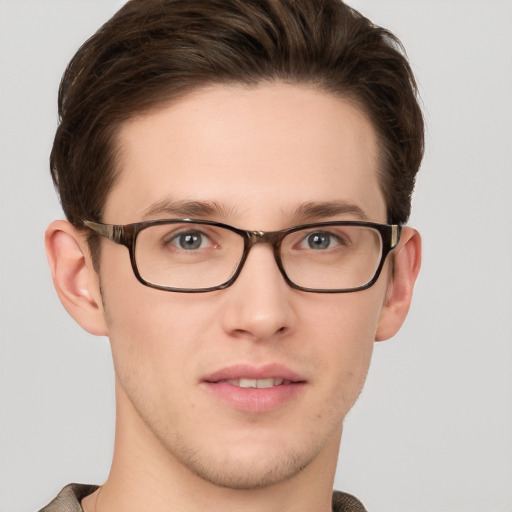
[
  {"x1": 141, "y1": 198, "x2": 238, "y2": 219},
  {"x1": 289, "y1": 200, "x2": 369, "y2": 222},
  {"x1": 141, "y1": 198, "x2": 368, "y2": 223}
]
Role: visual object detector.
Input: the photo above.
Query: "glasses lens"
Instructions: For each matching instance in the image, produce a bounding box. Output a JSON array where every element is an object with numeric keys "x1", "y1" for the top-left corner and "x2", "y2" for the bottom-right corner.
[
  {"x1": 280, "y1": 225, "x2": 383, "y2": 290},
  {"x1": 135, "y1": 222, "x2": 244, "y2": 290}
]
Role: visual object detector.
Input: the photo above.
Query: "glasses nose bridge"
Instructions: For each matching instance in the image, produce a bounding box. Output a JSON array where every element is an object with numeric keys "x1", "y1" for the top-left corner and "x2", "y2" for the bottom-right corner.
[
  {"x1": 242, "y1": 230, "x2": 285, "y2": 276},
  {"x1": 246, "y1": 229, "x2": 283, "y2": 251}
]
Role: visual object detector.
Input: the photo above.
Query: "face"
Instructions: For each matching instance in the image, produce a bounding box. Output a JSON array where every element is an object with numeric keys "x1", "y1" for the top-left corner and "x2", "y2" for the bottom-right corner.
[{"x1": 98, "y1": 83, "x2": 391, "y2": 489}]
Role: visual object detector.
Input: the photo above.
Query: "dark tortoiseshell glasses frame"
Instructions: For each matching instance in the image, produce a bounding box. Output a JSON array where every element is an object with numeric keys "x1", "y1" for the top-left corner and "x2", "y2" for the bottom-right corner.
[{"x1": 83, "y1": 219, "x2": 401, "y2": 293}]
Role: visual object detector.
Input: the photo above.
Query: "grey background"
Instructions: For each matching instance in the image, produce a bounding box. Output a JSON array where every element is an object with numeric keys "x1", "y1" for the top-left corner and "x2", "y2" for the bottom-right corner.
[{"x1": 1, "y1": 1, "x2": 511, "y2": 511}]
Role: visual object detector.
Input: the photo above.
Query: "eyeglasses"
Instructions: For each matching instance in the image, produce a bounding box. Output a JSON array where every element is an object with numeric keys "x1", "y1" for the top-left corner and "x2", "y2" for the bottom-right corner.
[{"x1": 83, "y1": 219, "x2": 401, "y2": 293}]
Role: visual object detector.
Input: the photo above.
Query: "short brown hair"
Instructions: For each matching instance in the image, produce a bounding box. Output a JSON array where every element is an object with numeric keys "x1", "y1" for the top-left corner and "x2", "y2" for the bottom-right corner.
[{"x1": 51, "y1": 0, "x2": 424, "y2": 256}]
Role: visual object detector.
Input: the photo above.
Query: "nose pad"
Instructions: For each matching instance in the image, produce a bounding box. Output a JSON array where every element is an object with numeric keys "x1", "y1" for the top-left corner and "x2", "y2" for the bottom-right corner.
[{"x1": 220, "y1": 244, "x2": 295, "y2": 340}]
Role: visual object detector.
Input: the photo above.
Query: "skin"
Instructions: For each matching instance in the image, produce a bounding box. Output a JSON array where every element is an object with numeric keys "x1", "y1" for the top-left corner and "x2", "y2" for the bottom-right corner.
[{"x1": 46, "y1": 83, "x2": 421, "y2": 512}]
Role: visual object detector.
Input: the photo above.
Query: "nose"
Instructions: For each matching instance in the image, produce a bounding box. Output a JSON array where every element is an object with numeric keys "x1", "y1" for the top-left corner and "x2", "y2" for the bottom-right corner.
[{"x1": 220, "y1": 244, "x2": 296, "y2": 341}]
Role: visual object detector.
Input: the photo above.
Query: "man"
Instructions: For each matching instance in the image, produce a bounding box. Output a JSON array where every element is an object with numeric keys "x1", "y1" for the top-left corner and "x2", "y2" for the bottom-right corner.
[{"x1": 41, "y1": 0, "x2": 423, "y2": 510}]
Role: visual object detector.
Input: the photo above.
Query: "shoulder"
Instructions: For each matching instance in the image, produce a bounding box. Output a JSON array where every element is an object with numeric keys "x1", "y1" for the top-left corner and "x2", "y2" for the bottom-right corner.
[
  {"x1": 37, "y1": 483, "x2": 99, "y2": 512},
  {"x1": 332, "y1": 490, "x2": 367, "y2": 512}
]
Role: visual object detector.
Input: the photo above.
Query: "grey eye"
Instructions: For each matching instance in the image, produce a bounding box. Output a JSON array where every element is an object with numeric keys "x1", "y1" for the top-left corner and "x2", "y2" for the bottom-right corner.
[
  {"x1": 307, "y1": 232, "x2": 333, "y2": 250},
  {"x1": 176, "y1": 232, "x2": 205, "y2": 250}
]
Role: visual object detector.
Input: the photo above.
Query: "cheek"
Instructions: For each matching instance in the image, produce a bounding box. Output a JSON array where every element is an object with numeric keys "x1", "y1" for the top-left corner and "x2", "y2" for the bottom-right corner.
[
  {"x1": 302, "y1": 289, "x2": 384, "y2": 404},
  {"x1": 98, "y1": 247, "x2": 203, "y2": 390},
  {"x1": 105, "y1": 288, "x2": 206, "y2": 369},
  {"x1": 305, "y1": 288, "x2": 383, "y2": 351},
  {"x1": 104, "y1": 291, "x2": 211, "y2": 430}
]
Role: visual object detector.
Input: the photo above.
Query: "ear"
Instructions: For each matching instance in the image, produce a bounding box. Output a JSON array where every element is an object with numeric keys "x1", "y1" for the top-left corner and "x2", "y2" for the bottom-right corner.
[
  {"x1": 45, "y1": 220, "x2": 108, "y2": 336},
  {"x1": 375, "y1": 227, "x2": 421, "y2": 341}
]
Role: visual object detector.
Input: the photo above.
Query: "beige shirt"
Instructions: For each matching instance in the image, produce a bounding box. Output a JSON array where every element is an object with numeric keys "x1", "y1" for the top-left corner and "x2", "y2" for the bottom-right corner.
[{"x1": 38, "y1": 483, "x2": 367, "y2": 512}]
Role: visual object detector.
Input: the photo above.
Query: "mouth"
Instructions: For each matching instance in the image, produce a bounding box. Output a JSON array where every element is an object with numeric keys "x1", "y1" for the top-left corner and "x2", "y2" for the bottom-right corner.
[
  {"x1": 202, "y1": 364, "x2": 306, "y2": 413},
  {"x1": 213, "y1": 378, "x2": 291, "y2": 388}
]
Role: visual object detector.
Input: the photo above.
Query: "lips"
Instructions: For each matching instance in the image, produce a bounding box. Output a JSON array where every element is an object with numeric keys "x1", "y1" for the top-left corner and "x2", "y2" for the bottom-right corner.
[{"x1": 202, "y1": 364, "x2": 306, "y2": 413}]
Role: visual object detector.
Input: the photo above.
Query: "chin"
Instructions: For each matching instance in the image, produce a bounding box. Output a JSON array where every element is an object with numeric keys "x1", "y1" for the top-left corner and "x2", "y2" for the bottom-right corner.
[{"x1": 178, "y1": 446, "x2": 312, "y2": 490}]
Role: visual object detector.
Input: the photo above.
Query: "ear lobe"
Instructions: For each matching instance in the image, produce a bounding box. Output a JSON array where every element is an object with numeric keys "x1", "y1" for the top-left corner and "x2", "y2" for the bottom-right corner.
[
  {"x1": 375, "y1": 227, "x2": 421, "y2": 341},
  {"x1": 45, "y1": 220, "x2": 108, "y2": 336}
]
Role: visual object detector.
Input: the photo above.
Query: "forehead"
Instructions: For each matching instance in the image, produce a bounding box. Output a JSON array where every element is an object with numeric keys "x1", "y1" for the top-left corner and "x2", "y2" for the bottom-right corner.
[{"x1": 106, "y1": 83, "x2": 385, "y2": 227}]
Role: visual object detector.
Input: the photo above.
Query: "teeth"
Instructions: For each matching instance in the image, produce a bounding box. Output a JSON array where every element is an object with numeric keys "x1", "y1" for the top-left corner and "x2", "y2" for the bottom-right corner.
[
  {"x1": 227, "y1": 378, "x2": 285, "y2": 388},
  {"x1": 239, "y1": 378, "x2": 258, "y2": 388}
]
